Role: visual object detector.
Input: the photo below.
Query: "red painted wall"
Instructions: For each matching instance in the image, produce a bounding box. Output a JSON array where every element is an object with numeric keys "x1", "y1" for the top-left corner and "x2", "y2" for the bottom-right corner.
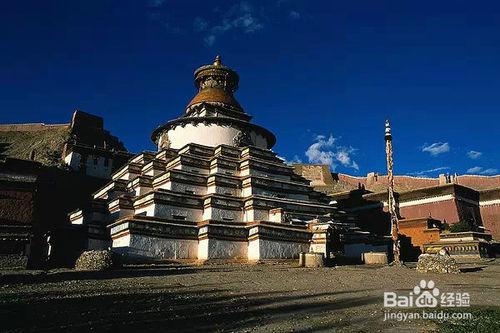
[
  {"x1": 480, "y1": 204, "x2": 500, "y2": 240},
  {"x1": 398, "y1": 199, "x2": 460, "y2": 225},
  {"x1": 399, "y1": 222, "x2": 441, "y2": 250}
]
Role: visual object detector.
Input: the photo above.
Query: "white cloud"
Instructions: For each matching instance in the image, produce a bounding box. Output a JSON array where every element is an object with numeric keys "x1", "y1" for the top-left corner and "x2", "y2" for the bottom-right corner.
[
  {"x1": 467, "y1": 150, "x2": 482, "y2": 159},
  {"x1": 422, "y1": 142, "x2": 450, "y2": 156},
  {"x1": 150, "y1": 1, "x2": 300, "y2": 46},
  {"x1": 231, "y1": 13, "x2": 263, "y2": 33},
  {"x1": 305, "y1": 134, "x2": 359, "y2": 171},
  {"x1": 334, "y1": 148, "x2": 359, "y2": 170},
  {"x1": 467, "y1": 166, "x2": 483, "y2": 173},
  {"x1": 195, "y1": 1, "x2": 263, "y2": 46},
  {"x1": 277, "y1": 155, "x2": 302, "y2": 164},
  {"x1": 409, "y1": 166, "x2": 450, "y2": 176},
  {"x1": 480, "y1": 168, "x2": 498, "y2": 175},
  {"x1": 289, "y1": 11, "x2": 301, "y2": 20},
  {"x1": 467, "y1": 166, "x2": 498, "y2": 175}
]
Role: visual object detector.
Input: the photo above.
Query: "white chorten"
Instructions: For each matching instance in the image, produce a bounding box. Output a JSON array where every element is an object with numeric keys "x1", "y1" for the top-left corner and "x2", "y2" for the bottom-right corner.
[{"x1": 70, "y1": 57, "x2": 382, "y2": 262}]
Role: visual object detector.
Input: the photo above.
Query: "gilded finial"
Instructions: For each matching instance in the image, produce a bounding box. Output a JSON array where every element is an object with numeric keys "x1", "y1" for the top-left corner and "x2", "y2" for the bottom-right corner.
[{"x1": 214, "y1": 55, "x2": 222, "y2": 66}]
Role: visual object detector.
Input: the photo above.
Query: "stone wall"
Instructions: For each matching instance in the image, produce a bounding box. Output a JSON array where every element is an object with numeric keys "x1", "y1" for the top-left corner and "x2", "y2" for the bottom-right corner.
[
  {"x1": 293, "y1": 165, "x2": 500, "y2": 194},
  {"x1": 292, "y1": 164, "x2": 334, "y2": 187}
]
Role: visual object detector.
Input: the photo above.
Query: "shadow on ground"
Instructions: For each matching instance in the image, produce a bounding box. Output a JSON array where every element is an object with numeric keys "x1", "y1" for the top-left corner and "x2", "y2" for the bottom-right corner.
[
  {"x1": 0, "y1": 284, "x2": 379, "y2": 332},
  {"x1": 0, "y1": 265, "x2": 238, "y2": 285}
]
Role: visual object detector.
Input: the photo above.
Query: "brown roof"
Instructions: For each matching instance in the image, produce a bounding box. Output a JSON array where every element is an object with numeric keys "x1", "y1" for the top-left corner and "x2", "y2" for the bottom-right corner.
[{"x1": 187, "y1": 88, "x2": 243, "y2": 111}]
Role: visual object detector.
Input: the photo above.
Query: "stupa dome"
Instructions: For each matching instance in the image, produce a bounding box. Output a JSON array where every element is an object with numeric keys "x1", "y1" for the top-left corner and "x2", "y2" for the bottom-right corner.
[{"x1": 151, "y1": 56, "x2": 276, "y2": 150}]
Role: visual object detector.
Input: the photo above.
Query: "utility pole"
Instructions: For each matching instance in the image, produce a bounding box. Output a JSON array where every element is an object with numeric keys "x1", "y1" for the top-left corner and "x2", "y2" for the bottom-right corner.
[{"x1": 385, "y1": 120, "x2": 401, "y2": 264}]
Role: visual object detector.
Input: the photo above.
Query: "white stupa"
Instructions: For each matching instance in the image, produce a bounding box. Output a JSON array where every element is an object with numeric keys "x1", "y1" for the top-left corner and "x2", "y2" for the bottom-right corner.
[{"x1": 70, "y1": 57, "x2": 382, "y2": 262}]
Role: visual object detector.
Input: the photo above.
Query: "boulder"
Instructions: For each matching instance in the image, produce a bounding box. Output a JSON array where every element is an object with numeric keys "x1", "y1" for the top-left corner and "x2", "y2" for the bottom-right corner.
[
  {"x1": 416, "y1": 253, "x2": 459, "y2": 274},
  {"x1": 74, "y1": 250, "x2": 115, "y2": 271}
]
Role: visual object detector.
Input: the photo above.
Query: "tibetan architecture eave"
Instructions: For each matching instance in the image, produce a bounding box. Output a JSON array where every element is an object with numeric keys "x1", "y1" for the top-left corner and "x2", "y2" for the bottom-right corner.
[{"x1": 184, "y1": 102, "x2": 251, "y2": 122}]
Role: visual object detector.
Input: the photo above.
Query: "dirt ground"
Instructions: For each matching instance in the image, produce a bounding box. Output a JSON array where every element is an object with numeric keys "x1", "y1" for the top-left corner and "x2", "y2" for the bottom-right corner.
[{"x1": 0, "y1": 260, "x2": 499, "y2": 332}]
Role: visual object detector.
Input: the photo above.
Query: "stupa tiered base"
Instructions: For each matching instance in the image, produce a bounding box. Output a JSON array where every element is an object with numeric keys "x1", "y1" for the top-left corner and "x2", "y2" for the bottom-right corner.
[{"x1": 71, "y1": 143, "x2": 335, "y2": 261}]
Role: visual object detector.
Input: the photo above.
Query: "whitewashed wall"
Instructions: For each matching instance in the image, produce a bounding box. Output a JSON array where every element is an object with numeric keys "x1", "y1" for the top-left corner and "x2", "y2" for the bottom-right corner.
[
  {"x1": 240, "y1": 168, "x2": 290, "y2": 181},
  {"x1": 173, "y1": 164, "x2": 209, "y2": 175},
  {"x1": 198, "y1": 238, "x2": 247, "y2": 259},
  {"x1": 248, "y1": 238, "x2": 309, "y2": 260},
  {"x1": 64, "y1": 152, "x2": 113, "y2": 179},
  {"x1": 210, "y1": 166, "x2": 238, "y2": 176},
  {"x1": 156, "y1": 181, "x2": 207, "y2": 195},
  {"x1": 203, "y1": 207, "x2": 243, "y2": 221},
  {"x1": 241, "y1": 187, "x2": 307, "y2": 201},
  {"x1": 161, "y1": 123, "x2": 269, "y2": 150},
  {"x1": 244, "y1": 208, "x2": 269, "y2": 222},
  {"x1": 113, "y1": 233, "x2": 198, "y2": 259},
  {"x1": 206, "y1": 184, "x2": 240, "y2": 196},
  {"x1": 135, "y1": 203, "x2": 202, "y2": 220}
]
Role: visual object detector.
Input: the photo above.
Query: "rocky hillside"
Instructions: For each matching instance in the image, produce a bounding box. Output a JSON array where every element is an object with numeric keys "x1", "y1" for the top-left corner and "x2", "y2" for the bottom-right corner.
[{"x1": 0, "y1": 124, "x2": 70, "y2": 167}]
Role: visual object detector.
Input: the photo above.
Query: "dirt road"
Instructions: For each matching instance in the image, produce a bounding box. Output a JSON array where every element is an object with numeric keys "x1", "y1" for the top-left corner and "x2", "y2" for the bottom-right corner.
[{"x1": 0, "y1": 261, "x2": 498, "y2": 332}]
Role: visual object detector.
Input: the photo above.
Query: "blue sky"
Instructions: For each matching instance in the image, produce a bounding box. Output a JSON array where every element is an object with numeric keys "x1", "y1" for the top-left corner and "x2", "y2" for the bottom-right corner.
[{"x1": 1, "y1": 0, "x2": 499, "y2": 176}]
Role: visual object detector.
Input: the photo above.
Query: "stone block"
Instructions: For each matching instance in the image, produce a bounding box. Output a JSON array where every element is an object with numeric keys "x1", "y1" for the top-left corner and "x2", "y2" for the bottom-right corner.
[
  {"x1": 304, "y1": 252, "x2": 324, "y2": 268},
  {"x1": 362, "y1": 252, "x2": 388, "y2": 265}
]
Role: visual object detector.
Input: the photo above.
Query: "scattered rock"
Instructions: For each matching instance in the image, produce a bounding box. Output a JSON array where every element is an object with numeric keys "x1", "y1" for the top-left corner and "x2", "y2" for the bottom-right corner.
[
  {"x1": 416, "y1": 253, "x2": 459, "y2": 274},
  {"x1": 74, "y1": 250, "x2": 115, "y2": 271}
]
